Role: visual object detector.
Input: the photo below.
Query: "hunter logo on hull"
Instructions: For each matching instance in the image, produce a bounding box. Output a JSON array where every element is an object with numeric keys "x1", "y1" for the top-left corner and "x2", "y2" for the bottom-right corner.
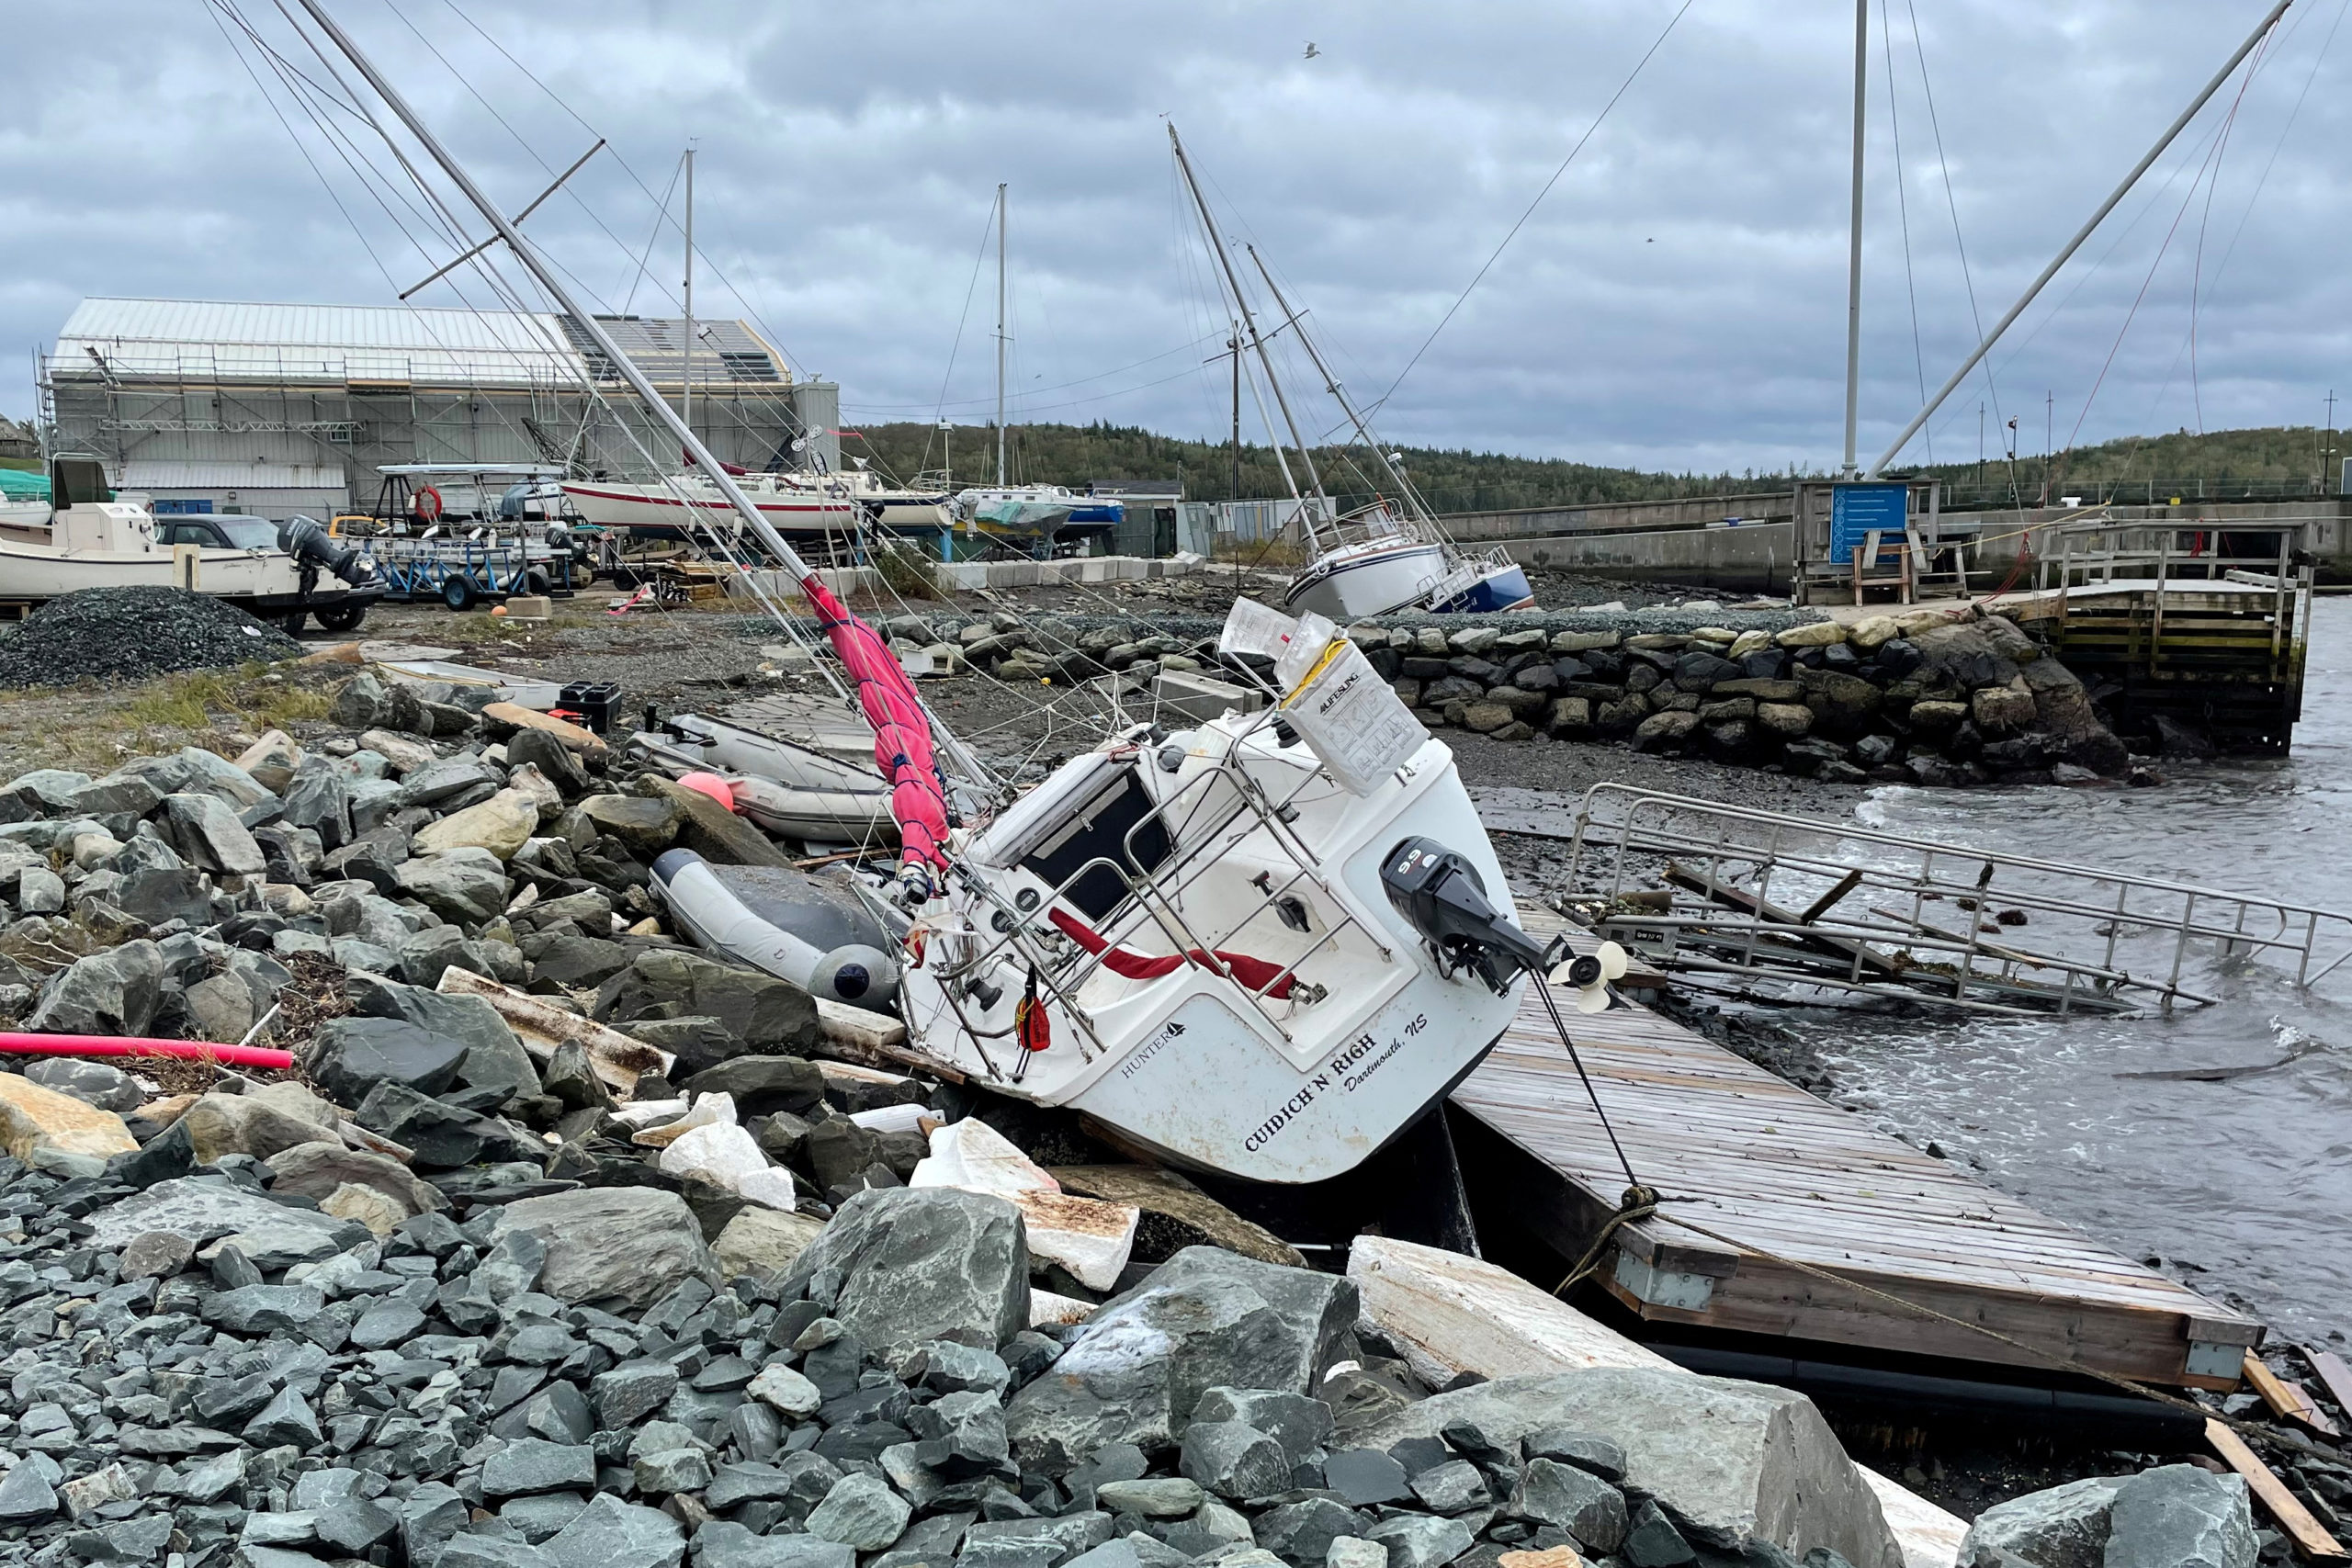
[{"x1": 1242, "y1": 1013, "x2": 1427, "y2": 1152}]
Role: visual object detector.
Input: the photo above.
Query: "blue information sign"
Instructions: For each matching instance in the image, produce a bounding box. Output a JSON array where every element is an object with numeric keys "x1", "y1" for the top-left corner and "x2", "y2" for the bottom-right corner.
[{"x1": 1828, "y1": 482, "x2": 1907, "y2": 566}]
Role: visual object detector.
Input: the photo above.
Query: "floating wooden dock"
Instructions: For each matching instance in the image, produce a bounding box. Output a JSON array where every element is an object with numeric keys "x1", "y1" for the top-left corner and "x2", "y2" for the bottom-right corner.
[{"x1": 1446, "y1": 908, "x2": 2262, "y2": 1391}]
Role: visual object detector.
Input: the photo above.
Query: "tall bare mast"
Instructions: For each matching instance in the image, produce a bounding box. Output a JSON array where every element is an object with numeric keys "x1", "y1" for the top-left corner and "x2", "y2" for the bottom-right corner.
[
  {"x1": 681, "y1": 145, "x2": 695, "y2": 445},
  {"x1": 1169, "y1": 123, "x2": 1326, "y2": 515},
  {"x1": 994, "y1": 183, "x2": 1008, "y2": 487},
  {"x1": 1839, "y1": 0, "x2": 1866, "y2": 478}
]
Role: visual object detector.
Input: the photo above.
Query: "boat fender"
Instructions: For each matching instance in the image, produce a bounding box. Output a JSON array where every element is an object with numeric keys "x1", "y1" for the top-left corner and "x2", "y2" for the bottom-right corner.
[
  {"x1": 650, "y1": 848, "x2": 901, "y2": 1011},
  {"x1": 678, "y1": 771, "x2": 735, "y2": 810}
]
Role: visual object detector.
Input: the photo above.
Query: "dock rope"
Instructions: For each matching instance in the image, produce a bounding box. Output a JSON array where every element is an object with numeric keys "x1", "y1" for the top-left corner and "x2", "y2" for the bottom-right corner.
[{"x1": 1532, "y1": 983, "x2": 2345, "y2": 1466}]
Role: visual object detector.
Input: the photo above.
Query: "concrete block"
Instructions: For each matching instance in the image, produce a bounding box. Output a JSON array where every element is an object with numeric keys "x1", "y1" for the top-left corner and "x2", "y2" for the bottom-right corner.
[
  {"x1": 503, "y1": 596, "x2": 551, "y2": 621},
  {"x1": 1153, "y1": 670, "x2": 1264, "y2": 724}
]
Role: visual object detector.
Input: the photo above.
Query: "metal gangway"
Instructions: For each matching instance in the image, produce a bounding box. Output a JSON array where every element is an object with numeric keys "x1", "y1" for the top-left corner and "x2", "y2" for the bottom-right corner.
[{"x1": 1554, "y1": 784, "x2": 2352, "y2": 1016}]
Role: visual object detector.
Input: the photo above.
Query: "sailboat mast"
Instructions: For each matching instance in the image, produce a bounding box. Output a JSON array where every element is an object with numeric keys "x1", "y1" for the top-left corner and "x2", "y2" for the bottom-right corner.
[
  {"x1": 1245, "y1": 244, "x2": 1430, "y2": 525},
  {"x1": 682, "y1": 146, "x2": 695, "y2": 446},
  {"x1": 1840, "y1": 0, "x2": 1866, "y2": 478},
  {"x1": 285, "y1": 0, "x2": 816, "y2": 587},
  {"x1": 994, "y1": 183, "x2": 1008, "y2": 487},
  {"x1": 1169, "y1": 124, "x2": 1327, "y2": 518}
]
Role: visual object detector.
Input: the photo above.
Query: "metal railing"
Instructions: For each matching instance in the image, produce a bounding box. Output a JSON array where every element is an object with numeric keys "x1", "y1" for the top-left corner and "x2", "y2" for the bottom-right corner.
[
  {"x1": 922, "y1": 741, "x2": 1394, "y2": 1077},
  {"x1": 1555, "y1": 784, "x2": 2352, "y2": 1016}
]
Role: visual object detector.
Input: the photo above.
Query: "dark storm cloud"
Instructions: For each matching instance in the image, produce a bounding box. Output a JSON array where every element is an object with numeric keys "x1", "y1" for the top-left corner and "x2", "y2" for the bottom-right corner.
[{"x1": 3, "y1": 0, "x2": 2345, "y2": 472}]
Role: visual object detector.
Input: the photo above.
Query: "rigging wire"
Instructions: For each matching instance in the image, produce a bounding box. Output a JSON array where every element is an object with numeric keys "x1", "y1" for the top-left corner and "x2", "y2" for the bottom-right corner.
[
  {"x1": 1880, "y1": 0, "x2": 1932, "y2": 464},
  {"x1": 1372, "y1": 0, "x2": 1697, "y2": 415},
  {"x1": 2057, "y1": 32, "x2": 2272, "y2": 477},
  {"x1": 1902, "y1": 0, "x2": 2007, "y2": 464},
  {"x1": 922, "y1": 195, "x2": 1001, "y2": 474},
  {"x1": 620, "y1": 154, "x2": 685, "y2": 316}
]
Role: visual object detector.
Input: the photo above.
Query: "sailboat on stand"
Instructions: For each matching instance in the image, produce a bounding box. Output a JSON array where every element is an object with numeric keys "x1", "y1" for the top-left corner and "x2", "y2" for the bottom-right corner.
[
  {"x1": 951, "y1": 183, "x2": 1124, "y2": 557},
  {"x1": 1170, "y1": 125, "x2": 1534, "y2": 621}
]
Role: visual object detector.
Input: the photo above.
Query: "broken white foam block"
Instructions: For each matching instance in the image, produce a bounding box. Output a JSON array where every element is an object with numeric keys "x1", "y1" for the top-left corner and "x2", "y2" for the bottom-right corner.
[
  {"x1": 735, "y1": 1166, "x2": 800, "y2": 1213},
  {"x1": 609, "y1": 1096, "x2": 690, "y2": 1131},
  {"x1": 910, "y1": 1116, "x2": 1059, "y2": 1196},
  {"x1": 1005, "y1": 1189, "x2": 1140, "y2": 1291},
  {"x1": 1029, "y1": 1289, "x2": 1093, "y2": 1328},
  {"x1": 633, "y1": 1092, "x2": 736, "y2": 1149},
  {"x1": 913, "y1": 1117, "x2": 1138, "y2": 1289},
  {"x1": 848, "y1": 1103, "x2": 931, "y2": 1135},
  {"x1": 658, "y1": 1121, "x2": 792, "y2": 1211}
]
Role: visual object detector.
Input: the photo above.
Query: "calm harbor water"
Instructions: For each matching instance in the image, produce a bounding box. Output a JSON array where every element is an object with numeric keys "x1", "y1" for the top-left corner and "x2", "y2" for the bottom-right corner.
[{"x1": 1812, "y1": 594, "x2": 2352, "y2": 1344}]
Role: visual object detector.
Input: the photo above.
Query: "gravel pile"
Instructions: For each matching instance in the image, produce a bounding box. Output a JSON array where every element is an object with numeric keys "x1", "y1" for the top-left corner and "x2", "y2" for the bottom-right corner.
[{"x1": 0, "y1": 587, "x2": 303, "y2": 688}]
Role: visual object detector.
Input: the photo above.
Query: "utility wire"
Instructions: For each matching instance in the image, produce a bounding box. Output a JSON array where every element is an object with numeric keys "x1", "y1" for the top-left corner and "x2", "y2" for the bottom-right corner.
[{"x1": 1374, "y1": 0, "x2": 1697, "y2": 413}]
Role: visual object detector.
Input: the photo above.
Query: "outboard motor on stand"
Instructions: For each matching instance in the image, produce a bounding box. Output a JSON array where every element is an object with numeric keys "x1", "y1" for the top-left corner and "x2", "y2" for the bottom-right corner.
[
  {"x1": 278, "y1": 513, "x2": 377, "y2": 587},
  {"x1": 1380, "y1": 836, "x2": 1555, "y2": 994}
]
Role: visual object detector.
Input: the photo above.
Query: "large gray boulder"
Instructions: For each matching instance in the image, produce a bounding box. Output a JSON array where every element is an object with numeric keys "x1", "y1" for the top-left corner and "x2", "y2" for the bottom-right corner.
[
  {"x1": 1340, "y1": 1371, "x2": 1900, "y2": 1568},
  {"x1": 347, "y1": 973, "x2": 541, "y2": 1101},
  {"x1": 1005, "y1": 1247, "x2": 1356, "y2": 1472},
  {"x1": 2106, "y1": 1465, "x2": 2255, "y2": 1568},
  {"x1": 596, "y1": 949, "x2": 820, "y2": 1057},
  {"x1": 488, "y1": 1188, "x2": 716, "y2": 1311},
  {"x1": 86, "y1": 1176, "x2": 368, "y2": 1269},
  {"x1": 25, "y1": 941, "x2": 165, "y2": 1035},
  {"x1": 1961, "y1": 1474, "x2": 2120, "y2": 1568},
  {"x1": 395, "y1": 849, "x2": 512, "y2": 926},
  {"x1": 2021, "y1": 657, "x2": 2129, "y2": 777},
  {"x1": 305, "y1": 1016, "x2": 470, "y2": 1107},
  {"x1": 164, "y1": 792, "x2": 266, "y2": 875},
  {"x1": 785, "y1": 1187, "x2": 1029, "y2": 1356}
]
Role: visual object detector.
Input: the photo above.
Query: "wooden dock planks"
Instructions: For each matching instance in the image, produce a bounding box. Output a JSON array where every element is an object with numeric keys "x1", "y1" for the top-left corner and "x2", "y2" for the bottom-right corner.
[{"x1": 1452, "y1": 904, "x2": 2263, "y2": 1389}]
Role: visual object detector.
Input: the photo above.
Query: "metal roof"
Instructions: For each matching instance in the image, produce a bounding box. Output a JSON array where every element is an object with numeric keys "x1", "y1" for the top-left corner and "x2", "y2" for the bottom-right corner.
[
  {"x1": 51, "y1": 298, "x2": 788, "y2": 389},
  {"x1": 119, "y1": 460, "x2": 348, "y2": 491}
]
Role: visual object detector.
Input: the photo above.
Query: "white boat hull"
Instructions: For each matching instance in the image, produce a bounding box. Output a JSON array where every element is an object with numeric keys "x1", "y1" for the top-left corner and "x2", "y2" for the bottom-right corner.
[
  {"x1": 1285, "y1": 538, "x2": 1446, "y2": 622},
  {"x1": 895, "y1": 718, "x2": 1528, "y2": 1184},
  {"x1": 560, "y1": 479, "x2": 951, "y2": 541},
  {"x1": 0, "y1": 539, "x2": 304, "y2": 602}
]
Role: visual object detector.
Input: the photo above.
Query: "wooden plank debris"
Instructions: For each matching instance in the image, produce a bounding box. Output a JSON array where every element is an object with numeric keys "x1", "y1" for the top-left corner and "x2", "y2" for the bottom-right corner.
[
  {"x1": 2205, "y1": 1418, "x2": 2349, "y2": 1562},
  {"x1": 2245, "y1": 1351, "x2": 2343, "y2": 1438},
  {"x1": 435, "y1": 967, "x2": 669, "y2": 1092},
  {"x1": 2305, "y1": 1348, "x2": 2352, "y2": 1427}
]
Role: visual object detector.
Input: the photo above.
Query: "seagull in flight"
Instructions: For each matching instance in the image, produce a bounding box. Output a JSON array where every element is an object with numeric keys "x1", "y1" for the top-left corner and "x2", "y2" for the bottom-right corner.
[{"x1": 1304, "y1": 41, "x2": 1320, "y2": 59}]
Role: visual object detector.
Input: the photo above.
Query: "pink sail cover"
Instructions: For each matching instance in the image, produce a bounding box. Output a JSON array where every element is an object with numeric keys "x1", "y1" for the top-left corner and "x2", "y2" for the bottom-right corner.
[{"x1": 799, "y1": 575, "x2": 952, "y2": 874}]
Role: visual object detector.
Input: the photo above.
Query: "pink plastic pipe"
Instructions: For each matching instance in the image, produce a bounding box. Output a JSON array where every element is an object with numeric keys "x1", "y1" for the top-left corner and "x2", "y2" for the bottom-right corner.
[{"x1": 0, "y1": 1033, "x2": 295, "y2": 1071}]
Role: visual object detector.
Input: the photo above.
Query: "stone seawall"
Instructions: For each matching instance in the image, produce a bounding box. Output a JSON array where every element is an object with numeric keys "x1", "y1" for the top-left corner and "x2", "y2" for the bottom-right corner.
[{"x1": 1346, "y1": 604, "x2": 2131, "y2": 787}]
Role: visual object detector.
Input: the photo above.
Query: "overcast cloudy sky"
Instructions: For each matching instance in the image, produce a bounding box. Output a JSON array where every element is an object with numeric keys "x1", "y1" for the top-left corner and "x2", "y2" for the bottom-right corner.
[{"x1": 4, "y1": 0, "x2": 2346, "y2": 475}]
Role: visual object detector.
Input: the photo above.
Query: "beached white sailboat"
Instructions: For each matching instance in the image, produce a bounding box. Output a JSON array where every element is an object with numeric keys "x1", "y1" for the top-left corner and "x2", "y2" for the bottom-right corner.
[
  {"x1": 284, "y1": 0, "x2": 1559, "y2": 1186},
  {"x1": 1170, "y1": 126, "x2": 1533, "y2": 620}
]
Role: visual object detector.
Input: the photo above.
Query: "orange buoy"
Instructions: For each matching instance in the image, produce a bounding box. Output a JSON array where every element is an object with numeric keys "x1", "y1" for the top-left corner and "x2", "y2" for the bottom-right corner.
[{"x1": 678, "y1": 772, "x2": 736, "y2": 812}]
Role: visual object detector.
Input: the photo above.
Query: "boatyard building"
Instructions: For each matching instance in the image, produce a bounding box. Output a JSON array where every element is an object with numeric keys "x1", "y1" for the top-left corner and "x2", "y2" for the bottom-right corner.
[{"x1": 40, "y1": 298, "x2": 838, "y2": 519}]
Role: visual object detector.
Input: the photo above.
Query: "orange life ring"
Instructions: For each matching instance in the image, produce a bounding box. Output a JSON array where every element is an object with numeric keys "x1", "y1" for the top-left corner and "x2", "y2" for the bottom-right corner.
[{"x1": 413, "y1": 485, "x2": 444, "y2": 523}]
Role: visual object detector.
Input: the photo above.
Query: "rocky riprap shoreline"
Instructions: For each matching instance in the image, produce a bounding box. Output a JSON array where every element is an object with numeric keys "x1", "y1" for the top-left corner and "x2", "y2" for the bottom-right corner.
[{"x1": 0, "y1": 647, "x2": 2314, "y2": 1568}]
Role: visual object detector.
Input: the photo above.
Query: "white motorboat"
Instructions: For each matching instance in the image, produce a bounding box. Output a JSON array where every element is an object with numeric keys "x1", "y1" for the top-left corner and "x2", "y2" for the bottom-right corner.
[{"x1": 0, "y1": 456, "x2": 382, "y2": 627}]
